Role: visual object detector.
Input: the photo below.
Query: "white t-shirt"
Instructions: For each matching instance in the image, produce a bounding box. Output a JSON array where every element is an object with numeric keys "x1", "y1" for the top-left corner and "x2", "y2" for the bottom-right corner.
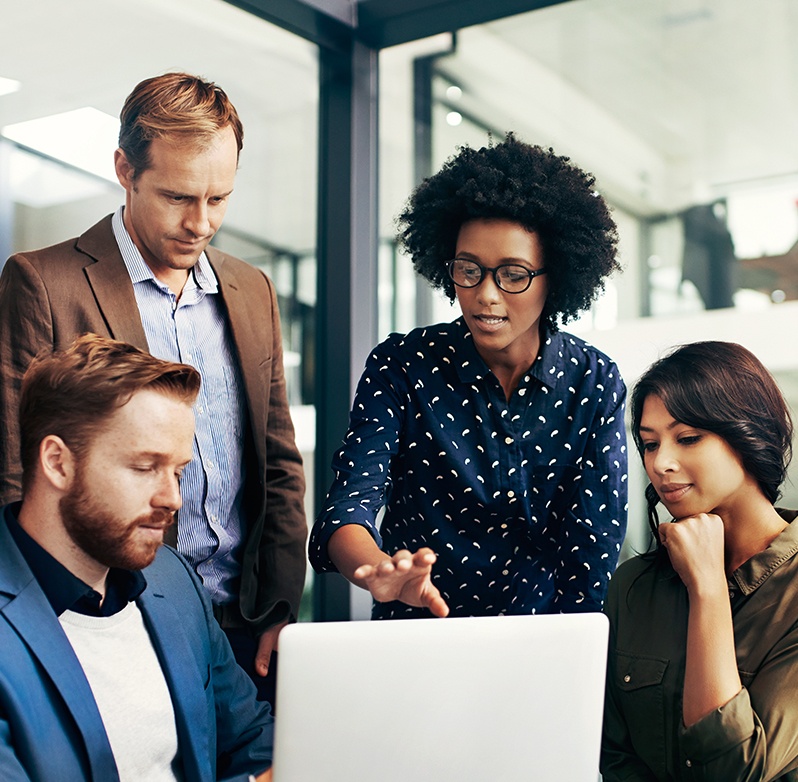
[{"x1": 59, "y1": 602, "x2": 183, "y2": 781}]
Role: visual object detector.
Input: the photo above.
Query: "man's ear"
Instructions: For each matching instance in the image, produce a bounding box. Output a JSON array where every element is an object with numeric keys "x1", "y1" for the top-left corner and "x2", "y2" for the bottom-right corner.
[
  {"x1": 39, "y1": 435, "x2": 76, "y2": 492},
  {"x1": 114, "y1": 148, "x2": 135, "y2": 191}
]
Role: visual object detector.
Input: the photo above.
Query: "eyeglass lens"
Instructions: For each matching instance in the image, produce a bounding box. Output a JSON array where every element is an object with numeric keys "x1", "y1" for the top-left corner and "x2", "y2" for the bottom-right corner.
[{"x1": 448, "y1": 259, "x2": 538, "y2": 293}]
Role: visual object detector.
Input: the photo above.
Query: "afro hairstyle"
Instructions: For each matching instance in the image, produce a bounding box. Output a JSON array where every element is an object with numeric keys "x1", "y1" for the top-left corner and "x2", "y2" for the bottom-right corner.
[{"x1": 396, "y1": 133, "x2": 621, "y2": 331}]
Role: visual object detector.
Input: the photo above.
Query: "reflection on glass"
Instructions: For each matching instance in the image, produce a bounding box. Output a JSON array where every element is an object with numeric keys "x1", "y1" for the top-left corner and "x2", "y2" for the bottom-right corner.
[
  {"x1": 380, "y1": 0, "x2": 798, "y2": 330},
  {"x1": 379, "y1": 0, "x2": 798, "y2": 560},
  {"x1": 1, "y1": 0, "x2": 319, "y2": 619}
]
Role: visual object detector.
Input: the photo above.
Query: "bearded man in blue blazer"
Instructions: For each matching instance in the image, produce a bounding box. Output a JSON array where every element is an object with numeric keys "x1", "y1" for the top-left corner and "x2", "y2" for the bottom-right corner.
[{"x1": 0, "y1": 335, "x2": 273, "y2": 781}]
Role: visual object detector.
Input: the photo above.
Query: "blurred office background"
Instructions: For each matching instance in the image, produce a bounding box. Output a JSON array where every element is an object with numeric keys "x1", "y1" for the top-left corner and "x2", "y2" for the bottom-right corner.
[{"x1": 2, "y1": 0, "x2": 797, "y2": 619}]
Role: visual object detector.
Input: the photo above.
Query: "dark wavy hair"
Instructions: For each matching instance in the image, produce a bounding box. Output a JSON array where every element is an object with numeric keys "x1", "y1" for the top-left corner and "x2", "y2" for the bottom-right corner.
[
  {"x1": 631, "y1": 341, "x2": 793, "y2": 543},
  {"x1": 396, "y1": 133, "x2": 620, "y2": 332}
]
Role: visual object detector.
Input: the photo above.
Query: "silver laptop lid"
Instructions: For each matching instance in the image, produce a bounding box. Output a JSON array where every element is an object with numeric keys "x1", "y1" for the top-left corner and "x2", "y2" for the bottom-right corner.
[{"x1": 272, "y1": 613, "x2": 608, "y2": 782}]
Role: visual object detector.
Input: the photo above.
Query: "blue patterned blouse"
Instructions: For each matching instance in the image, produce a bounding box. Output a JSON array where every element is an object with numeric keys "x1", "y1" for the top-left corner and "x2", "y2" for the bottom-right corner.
[{"x1": 310, "y1": 319, "x2": 628, "y2": 618}]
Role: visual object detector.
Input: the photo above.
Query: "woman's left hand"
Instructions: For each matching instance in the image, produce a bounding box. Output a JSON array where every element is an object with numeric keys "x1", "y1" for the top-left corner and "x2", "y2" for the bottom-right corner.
[{"x1": 659, "y1": 513, "x2": 726, "y2": 595}]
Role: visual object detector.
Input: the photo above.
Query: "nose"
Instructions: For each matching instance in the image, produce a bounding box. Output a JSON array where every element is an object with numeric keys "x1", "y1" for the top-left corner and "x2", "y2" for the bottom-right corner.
[
  {"x1": 650, "y1": 443, "x2": 678, "y2": 476},
  {"x1": 183, "y1": 202, "x2": 210, "y2": 238},
  {"x1": 154, "y1": 471, "x2": 183, "y2": 513},
  {"x1": 475, "y1": 270, "x2": 503, "y2": 304}
]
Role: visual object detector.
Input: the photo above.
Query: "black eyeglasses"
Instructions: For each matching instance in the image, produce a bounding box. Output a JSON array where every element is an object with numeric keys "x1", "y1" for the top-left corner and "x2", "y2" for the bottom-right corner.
[{"x1": 447, "y1": 259, "x2": 547, "y2": 294}]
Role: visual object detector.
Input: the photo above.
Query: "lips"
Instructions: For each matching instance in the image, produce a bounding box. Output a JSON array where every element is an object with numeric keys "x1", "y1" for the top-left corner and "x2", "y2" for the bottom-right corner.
[
  {"x1": 658, "y1": 483, "x2": 692, "y2": 503},
  {"x1": 138, "y1": 510, "x2": 176, "y2": 530},
  {"x1": 472, "y1": 314, "x2": 507, "y2": 332}
]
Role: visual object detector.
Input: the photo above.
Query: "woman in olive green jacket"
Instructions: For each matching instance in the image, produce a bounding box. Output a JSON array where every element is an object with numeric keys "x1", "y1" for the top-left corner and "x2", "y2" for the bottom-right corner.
[{"x1": 601, "y1": 341, "x2": 798, "y2": 782}]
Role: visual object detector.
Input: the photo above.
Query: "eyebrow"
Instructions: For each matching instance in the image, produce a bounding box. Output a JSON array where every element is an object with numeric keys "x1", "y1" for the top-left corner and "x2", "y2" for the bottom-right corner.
[
  {"x1": 160, "y1": 188, "x2": 235, "y2": 199},
  {"x1": 130, "y1": 451, "x2": 168, "y2": 460},
  {"x1": 638, "y1": 419, "x2": 683, "y2": 434},
  {"x1": 454, "y1": 251, "x2": 536, "y2": 266},
  {"x1": 131, "y1": 451, "x2": 193, "y2": 466}
]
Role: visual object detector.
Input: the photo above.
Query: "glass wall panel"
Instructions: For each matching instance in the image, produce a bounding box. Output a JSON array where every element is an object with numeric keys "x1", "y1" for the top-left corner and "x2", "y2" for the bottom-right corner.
[
  {"x1": 1, "y1": 0, "x2": 318, "y2": 616},
  {"x1": 379, "y1": 0, "x2": 798, "y2": 556}
]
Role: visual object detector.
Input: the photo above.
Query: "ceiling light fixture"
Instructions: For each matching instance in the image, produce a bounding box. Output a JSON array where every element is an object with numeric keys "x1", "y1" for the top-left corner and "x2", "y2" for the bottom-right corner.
[
  {"x1": 2, "y1": 106, "x2": 119, "y2": 181},
  {"x1": 0, "y1": 76, "x2": 21, "y2": 97}
]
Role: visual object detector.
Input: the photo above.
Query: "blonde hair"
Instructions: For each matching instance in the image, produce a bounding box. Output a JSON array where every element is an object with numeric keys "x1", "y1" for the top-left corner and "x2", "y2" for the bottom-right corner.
[{"x1": 118, "y1": 72, "x2": 244, "y2": 177}]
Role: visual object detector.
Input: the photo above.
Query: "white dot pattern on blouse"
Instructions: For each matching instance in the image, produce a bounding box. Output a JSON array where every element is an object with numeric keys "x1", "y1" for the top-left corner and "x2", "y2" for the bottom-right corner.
[{"x1": 309, "y1": 319, "x2": 628, "y2": 619}]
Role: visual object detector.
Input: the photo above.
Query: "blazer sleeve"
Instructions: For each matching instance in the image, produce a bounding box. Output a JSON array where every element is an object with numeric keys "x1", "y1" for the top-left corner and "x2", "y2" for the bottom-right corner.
[
  {"x1": 202, "y1": 575, "x2": 274, "y2": 780},
  {"x1": 0, "y1": 254, "x2": 56, "y2": 505},
  {"x1": 151, "y1": 547, "x2": 274, "y2": 781},
  {"x1": 0, "y1": 716, "x2": 35, "y2": 782}
]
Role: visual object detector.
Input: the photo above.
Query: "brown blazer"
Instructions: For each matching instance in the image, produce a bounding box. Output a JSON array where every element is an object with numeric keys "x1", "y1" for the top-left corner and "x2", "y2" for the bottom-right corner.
[{"x1": 0, "y1": 215, "x2": 307, "y2": 634}]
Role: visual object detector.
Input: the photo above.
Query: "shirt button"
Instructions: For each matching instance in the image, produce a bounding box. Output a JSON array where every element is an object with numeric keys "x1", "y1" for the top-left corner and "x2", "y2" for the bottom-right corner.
[
  {"x1": 729, "y1": 590, "x2": 735, "y2": 599},
  {"x1": 504, "y1": 437, "x2": 513, "y2": 445},
  {"x1": 623, "y1": 674, "x2": 631, "y2": 683},
  {"x1": 507, "y1": 490, "x2": 515, "y2": 498},
  {"x1": 502, "y1": 570, "x2": 509, "y2": 576},
  {"x1": 685, "y1": 760, "x2": 692, "y2": 768}
]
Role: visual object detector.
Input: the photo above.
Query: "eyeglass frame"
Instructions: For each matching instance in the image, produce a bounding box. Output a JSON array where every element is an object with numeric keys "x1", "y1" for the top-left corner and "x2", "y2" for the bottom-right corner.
[{"x1": 446, "y1": 258, "x2": 548, "y2": 294}]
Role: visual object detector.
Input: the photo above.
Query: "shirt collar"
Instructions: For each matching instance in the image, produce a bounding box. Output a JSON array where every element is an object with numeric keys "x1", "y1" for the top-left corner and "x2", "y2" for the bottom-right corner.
[
  {"x1": 452, "y1": 317, "x2": 561, "y2": 391},
  {"x1": 731, "y1": 509, "x2": 798, "y2": 595},
  {"x1": 111, "y1": 205, "x2": 219, "y2": 293},
  {"x1": 4, "y1": 503, "x2": 147, "y2": 617}
]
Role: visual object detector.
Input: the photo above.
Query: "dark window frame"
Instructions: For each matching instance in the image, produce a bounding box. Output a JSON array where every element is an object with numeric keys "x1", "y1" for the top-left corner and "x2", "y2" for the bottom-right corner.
[{"x1": 224, "y1": 0, "x2": 572, "y2": 620}]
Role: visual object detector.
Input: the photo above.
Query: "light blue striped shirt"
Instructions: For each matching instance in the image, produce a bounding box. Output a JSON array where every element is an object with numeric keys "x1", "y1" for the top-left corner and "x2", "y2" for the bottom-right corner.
[{"x1": 112, "y1": 207, "x2": 246, "y2": 604}]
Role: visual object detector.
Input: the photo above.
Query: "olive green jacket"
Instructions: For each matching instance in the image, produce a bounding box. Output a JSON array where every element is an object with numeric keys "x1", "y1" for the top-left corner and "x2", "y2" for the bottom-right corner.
[{"x1": 602, "y1": 510, "x2": 798, "y2": 781}]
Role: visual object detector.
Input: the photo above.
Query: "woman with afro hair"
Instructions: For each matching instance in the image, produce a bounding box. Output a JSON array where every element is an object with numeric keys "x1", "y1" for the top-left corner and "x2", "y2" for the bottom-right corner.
[{"x1": 310, "y1": 134, "x2": 628, "y2": 619}]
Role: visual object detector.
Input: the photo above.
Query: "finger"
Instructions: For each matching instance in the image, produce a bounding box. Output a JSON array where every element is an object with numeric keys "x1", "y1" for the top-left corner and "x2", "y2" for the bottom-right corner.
[
  {"x1": 254, "y1": 635, "x2": 276, "y2": 677},
  {"x1": 427, "y1": 593, "x2": 450, "y2": 618},
  {"x1": 254, "y1": 656, "x2": 270, "y2": 677},
  {"x1": 393, "y1": 557, "x2": 413, "y2": 572},
  {"x1": 391, "y1": 549, "x2": 414, "y2": 569},
  {"x1": 411, "y1": 548, "x2": 437, "y2": 567},
  {"x1": 353, "y1": 563, "x2": 376, "y2": 580},
  {"x1": 376, "y1": 558, "x2": 398, "y2": 576}
]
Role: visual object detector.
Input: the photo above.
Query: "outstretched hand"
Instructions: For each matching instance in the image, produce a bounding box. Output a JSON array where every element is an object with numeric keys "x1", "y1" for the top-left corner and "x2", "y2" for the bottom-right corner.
[{"x1": 354, "y1": 548, "x2": 450, "y2": 617}]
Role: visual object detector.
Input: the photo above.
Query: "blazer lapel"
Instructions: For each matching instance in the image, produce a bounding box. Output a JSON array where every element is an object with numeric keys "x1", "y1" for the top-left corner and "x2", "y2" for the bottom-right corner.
[
  {"x1": 0, "y1": 527, "x2": 119, "y2": 782},
  {"x1": 137, "y1": 587, "x2": 213, "y2": 782},
  {"x1": 209, "y1": 251, "x2": 270, "y2": 467},
  {"x1": 77, "y1": 217, "x2": 150, "y2": 350}
]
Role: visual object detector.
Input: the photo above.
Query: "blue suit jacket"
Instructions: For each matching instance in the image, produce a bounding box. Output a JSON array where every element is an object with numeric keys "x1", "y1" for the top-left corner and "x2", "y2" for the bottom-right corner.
[{"x1": 0, "y1": 514, "x2": 274, "y2": 781}]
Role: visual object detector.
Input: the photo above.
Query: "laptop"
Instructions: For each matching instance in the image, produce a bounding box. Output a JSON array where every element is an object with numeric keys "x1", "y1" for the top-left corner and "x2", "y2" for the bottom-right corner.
[{"x1": 272, "y1": 612, "x2": 609, "y2": 781}]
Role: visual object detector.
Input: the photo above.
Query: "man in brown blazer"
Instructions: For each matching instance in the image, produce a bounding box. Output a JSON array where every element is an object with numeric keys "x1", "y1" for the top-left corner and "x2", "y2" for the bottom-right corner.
[{"x1": 0, "y1": 73, "x2": 307, "y2": 704}]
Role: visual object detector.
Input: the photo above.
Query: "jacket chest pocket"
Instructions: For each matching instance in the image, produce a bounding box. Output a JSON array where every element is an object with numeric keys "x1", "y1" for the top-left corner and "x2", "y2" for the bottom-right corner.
[{"x1": 614, "y1": 651, "x2": 670, "y2": 775}]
